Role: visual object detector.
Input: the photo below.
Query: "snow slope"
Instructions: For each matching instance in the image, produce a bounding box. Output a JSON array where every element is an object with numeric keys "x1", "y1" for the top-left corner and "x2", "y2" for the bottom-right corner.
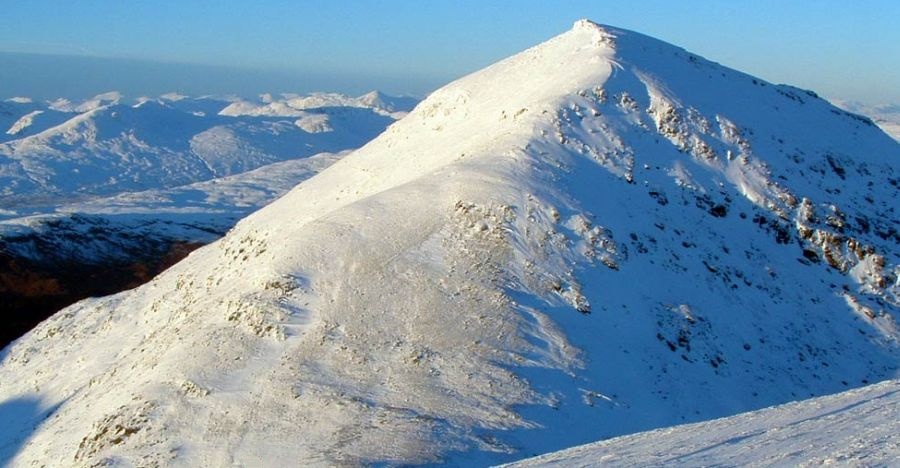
[
  {"x1": 505, "y1": 378, "x2": 900, "y2": 466},
  {"x1": 0, "y1": 20, "x2": 898, "y2": 466}
]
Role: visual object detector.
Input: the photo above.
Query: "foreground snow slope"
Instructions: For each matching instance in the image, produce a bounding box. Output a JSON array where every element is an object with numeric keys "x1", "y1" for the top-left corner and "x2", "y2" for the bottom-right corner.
[
  {"x1": 0, "y1": 20, "x2": 898, "y2": 466},
  {"x1": 506, "y1": 378, "x2": 900, "y2": 467}
]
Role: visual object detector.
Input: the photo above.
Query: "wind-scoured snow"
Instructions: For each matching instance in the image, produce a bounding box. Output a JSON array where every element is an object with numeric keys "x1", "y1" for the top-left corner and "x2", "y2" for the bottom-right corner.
[
  {"x1": 0, "y1": 20, "x2": 898, "y2": 466},
  {"x1": 505, "y1": 378, "x2": 900, "y2": 467}
]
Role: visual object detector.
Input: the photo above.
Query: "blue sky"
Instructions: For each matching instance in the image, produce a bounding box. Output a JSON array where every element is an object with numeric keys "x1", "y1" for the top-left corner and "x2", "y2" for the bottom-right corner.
[{"x1": 1, "y1": 1, "x2": 898, "y2": 104}]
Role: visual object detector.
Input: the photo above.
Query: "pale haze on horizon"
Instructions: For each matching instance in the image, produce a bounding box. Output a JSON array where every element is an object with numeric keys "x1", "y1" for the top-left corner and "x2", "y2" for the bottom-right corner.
[{"x1": 1, "y1": 0, "x2": 898, "y2": 105}]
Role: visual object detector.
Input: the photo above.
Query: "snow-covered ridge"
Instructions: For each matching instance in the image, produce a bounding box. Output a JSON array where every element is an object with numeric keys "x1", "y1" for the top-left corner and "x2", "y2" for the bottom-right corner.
[{"x1": 0, "y1": 20, "x2": 898, "y2": 466}]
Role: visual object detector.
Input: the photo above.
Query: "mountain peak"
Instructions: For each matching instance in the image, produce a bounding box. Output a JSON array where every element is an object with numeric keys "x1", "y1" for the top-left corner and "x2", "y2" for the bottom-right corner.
[
  {"x1": 572, "y1": 18, "x2": 604, "y2": 32},
  {"x1": 1, "y1": 20, "x2": 897, "y2": 467},
  {"x1": 569, "y1": 18, "x2": 618, "y2": 47}
]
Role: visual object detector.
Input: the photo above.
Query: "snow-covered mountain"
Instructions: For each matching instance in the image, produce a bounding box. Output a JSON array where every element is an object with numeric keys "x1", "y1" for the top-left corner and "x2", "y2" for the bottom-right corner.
[
  {"x1": 0, "y1": 152, "x2": 345, "y2": 349},
  {"x1": 506, "y1": 378, "x2": 900, "y2": 466},
  {"x1": 0, "y1": 92, "x2": 411, "y2": 349},
  {"x1": 0, "y1": 91, "x2": 404, "y2": 210},
  {"x1": 1, "y1": 20, "x2": 898, "y2": 466}
]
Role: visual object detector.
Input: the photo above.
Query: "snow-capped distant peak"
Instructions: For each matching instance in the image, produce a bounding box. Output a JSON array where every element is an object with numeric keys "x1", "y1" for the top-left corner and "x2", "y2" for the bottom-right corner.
[
  {"x1": 5, "y1": 110, "x2": 43, "y2": 135},
  {"x1": 74, "y1": 91, "x2": 122, "y2": 112},
  {"x1": 46, "y1": 97, "x2": 74, "y2": 112},
  {"x1": 218, "y1": 91, "x2": 417, "y2": 119},
  {"x1": 44, "y1": 91, "x2": 122, "y2": 113},
  {"x1": 159, "y1": 92, "x2": 188, "y2": 102},
  {"x1": 0, "y1": 89, "x2": 403, "y2": 204},
  {"x1": 92, "y1": 91, "x2": 123, "y2": 101}
]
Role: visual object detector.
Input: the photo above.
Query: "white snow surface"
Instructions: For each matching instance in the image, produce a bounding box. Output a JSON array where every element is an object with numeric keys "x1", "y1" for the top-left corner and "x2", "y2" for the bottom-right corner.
[
  {"x1": 46, "y1": 91, "x2": 122, "y2": 113},
  {"x1": 62, "y1": 152, "x2": 342, "y2": 216},
  {"x1": 506, "y1": 378, "x2": 900, "y2": 467},
  {"x1": 1, "y1": 20, "x2": 899, "y2": 466},
  {"x1": 0, "y1": 91, "x2": 407, "y2": 209},
  {"x1": 0, "y1": 89, "x2": 405, "y2": 266},
  {"x1": 219, "y1": 90, "x2": 417, "y2": 119},
  {"x1": 0, "y1": 152, "x2": 344, "y2": 264},
  {"x1": 5, "y1": 110, "x2": 43, "y2": 136}
]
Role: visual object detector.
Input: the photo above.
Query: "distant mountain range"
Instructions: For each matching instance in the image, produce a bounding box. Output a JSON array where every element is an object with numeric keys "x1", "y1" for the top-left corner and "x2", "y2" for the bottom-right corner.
[{"x1": 0, "y1": 90, "x2": 416, "y2": 209}]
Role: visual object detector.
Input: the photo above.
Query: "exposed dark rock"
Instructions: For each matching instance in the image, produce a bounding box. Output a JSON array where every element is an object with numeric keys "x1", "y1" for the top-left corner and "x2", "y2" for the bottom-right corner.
[
  {"x1": 0, "y1": 240, "x2": 204, "y2": 348},
  {"x1": 709, "y1": 204, "x2": 728, "y2": 218}
]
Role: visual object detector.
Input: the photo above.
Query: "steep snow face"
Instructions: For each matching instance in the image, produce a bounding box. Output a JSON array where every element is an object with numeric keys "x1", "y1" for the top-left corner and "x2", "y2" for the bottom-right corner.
[
  {"x1": 1, "y1": 20, "x2": 899, "y2": 466},
  {"x1": 506, "y1": 378, "x2": 900, "y2": 467}
]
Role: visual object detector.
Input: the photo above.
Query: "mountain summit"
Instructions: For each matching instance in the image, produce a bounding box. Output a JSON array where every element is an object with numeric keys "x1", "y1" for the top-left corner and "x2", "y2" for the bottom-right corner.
[{"x1": 1, "y1": 20, "x2": 898, "y2": 466}]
